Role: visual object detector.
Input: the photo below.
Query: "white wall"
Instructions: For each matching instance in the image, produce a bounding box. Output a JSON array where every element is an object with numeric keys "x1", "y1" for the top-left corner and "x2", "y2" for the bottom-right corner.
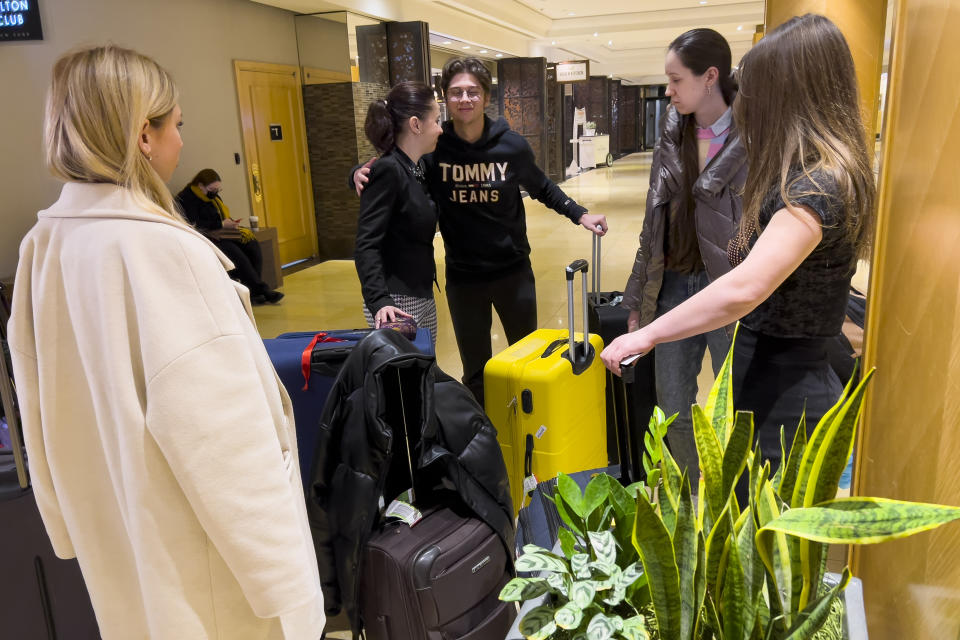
[
  {"x1": 0, "y1": 0, "x2": 302, "y2": 278},
  {"x1": 296, "y1": 13, "x2": 350, "y2": 72}
]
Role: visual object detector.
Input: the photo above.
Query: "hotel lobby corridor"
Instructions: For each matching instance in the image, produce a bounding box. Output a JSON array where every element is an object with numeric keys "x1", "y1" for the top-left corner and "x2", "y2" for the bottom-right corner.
[{"x1": 253, "y1": 153, "x2": 655, "y2": 382}]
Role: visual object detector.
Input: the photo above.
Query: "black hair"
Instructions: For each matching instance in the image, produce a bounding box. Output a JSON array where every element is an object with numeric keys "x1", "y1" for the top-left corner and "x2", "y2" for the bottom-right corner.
[
  {"x1": 365, "y1": 81, "x2": 436, "y2": 155},
  {"x1": 439, "y1": 57, "x2": 492, "y2": 99},
  {"x1": 666, "y1": 28, "x2": 738, "y2": 274},
  {"x1": 668, "y1": 28, "x2": 737, "y2": 105}
]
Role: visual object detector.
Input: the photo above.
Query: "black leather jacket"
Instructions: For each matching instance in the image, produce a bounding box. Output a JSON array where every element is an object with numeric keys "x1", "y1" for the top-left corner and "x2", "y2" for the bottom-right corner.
[
  {"x1": 623, "y1": 105, "x2": 747, "y2": 325},
  {"x1": 308, "y1": 330, "x2": 514, "y2": 635}
]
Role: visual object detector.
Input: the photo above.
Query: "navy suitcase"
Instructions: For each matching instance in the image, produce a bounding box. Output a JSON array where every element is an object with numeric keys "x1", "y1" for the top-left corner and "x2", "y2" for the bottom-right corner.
[{"x1": 264, "y1": 328, "x2": 433, "y2": 488}]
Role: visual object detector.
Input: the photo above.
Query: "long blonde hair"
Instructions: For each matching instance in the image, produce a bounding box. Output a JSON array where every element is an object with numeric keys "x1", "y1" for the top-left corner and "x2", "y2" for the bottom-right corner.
[
  {"x1": 44, "y1": 45, "x2": 181, "y2": 218},
  {"x1": 733, "y1": 14, "x2": 876, "y2": 259}
]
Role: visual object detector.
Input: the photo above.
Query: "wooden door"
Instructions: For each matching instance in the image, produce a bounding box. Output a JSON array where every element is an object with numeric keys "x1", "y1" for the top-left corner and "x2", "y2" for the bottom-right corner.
[{"x1": 235, "y1": 61, "x2": 317, "y2": 266}]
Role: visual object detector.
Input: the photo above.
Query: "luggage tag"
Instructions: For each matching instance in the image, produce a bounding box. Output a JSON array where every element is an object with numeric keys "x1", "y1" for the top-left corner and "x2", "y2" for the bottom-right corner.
[
  {"x1": 522, "y1": 474, "x2": 539, "y2": 496},
  {"x1": 385, "y1": 488, "x2": 424, "y2": 527}
]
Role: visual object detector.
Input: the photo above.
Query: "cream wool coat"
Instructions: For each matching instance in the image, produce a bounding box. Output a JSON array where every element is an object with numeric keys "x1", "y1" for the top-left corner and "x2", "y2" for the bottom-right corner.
[{"x1": 7, "y1": 183, "x2": 325, "y2": 639}]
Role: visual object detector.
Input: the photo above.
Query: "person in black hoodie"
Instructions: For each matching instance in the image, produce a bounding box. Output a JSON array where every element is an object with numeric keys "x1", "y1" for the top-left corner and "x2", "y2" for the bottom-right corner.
[
  {"x1": 355, "y1": 58, "x2": 607, "y2": 404},
  {"x1": 355, "y1": 82, "x2": 442, "y2": 346}
]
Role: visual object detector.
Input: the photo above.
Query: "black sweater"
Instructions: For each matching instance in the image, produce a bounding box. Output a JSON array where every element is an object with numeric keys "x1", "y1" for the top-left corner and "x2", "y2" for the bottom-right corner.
[
  {"x1": 175, "y1": 185, "x2": 225, "y2": 232},
  {"x1": 354, "y1": 149, "x2": 438, "y2": 314},
  {"x1": 426, "y1": 117, "x2": 587, "y2": 282}
]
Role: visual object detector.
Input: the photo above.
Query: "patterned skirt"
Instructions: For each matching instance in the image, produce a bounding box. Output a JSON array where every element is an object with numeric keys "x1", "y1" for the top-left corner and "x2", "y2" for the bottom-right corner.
[{"x1": 363, "y1": 294, "x2": 437, "y2": 348}]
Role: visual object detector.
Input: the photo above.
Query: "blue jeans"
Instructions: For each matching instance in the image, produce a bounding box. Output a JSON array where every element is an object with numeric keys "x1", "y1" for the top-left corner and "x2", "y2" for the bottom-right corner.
[{"x1": 654, "y1": 270, "x2": 730, "y2": 490}]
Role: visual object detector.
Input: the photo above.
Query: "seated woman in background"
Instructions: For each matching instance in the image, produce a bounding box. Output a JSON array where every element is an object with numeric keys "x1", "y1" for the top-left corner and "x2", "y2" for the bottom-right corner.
[
  {"x1": 602, "y1": 14, "x2": 876, "y2": 478},
  {"x1": 176, "y1": 168, "x2": 283, "y2": 304},
  {"x1": 355, "y1": 82, "x2": 443, "y2": 345}
]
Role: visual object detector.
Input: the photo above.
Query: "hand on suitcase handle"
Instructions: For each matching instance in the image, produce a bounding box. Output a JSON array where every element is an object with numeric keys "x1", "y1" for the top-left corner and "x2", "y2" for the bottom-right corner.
[{"x1": 601, "y1": 330, "x2": 653, "y2": 377}]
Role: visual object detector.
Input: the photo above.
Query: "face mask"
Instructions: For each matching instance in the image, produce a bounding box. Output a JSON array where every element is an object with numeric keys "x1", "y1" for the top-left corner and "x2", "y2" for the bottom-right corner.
[{"x1": 206, "y1": 189, "x2": 219, "y2": 198}]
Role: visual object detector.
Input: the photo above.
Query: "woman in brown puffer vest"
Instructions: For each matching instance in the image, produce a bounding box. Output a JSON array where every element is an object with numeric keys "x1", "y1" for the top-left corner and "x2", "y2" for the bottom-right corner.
[{"x1": 620, "y1": 28, "x2": 746, "y2": 491}]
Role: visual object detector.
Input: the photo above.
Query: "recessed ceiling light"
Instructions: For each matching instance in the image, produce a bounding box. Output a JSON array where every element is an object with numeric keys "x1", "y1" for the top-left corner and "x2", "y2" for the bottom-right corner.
[
  {"x1": 551, "y1": 40, "x2": 556, "y2": 45},
  {"x1": 608, "y1": 40, "x2": 613, "y2": 45},
  {"x1": 495, "y1": 53, "x2": 503, "y2": 57},
  {"x1": 462, "y1": 45, "x2": 471, "y2": 49},
  {"x1": 700, "y1": 0, "x2": 707, "y2": 4},
  {"x1": 479, "y1": 49, "x2": 488, "y2": 53},
  {"x1": 568, "y1": 11, "x2": 575, "y2": 16},
  {"x1": 593, "y1": 32, "x2": 598, "y2": 37},
  {"x1": 442, "y1": 41, "x2": 451, "y2": 45},
  {"x1": 737, "y1": 25, "x2": 743, "y2": 31}
]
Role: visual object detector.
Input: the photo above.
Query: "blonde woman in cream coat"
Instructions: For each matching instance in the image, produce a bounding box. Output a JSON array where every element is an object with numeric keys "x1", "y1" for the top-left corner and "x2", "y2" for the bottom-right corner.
[{"x1": 7, "y1": 46, "x2": 324, "y2": 639}]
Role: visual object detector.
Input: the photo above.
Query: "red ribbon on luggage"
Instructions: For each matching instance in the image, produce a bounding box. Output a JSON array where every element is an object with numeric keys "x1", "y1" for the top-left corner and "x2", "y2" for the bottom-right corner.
[{"x1": 301, "y1": 332, "x2": 345, "y2": 390}]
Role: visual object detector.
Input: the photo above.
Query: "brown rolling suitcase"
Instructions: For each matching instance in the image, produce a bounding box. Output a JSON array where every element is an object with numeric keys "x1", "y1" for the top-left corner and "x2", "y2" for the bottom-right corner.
[
  {"x1": 357, "y1": 367, "x2": 516, "y2": 640},
  {"x1": 359, "y1": 505, "x2": 516, "y2": 640}
]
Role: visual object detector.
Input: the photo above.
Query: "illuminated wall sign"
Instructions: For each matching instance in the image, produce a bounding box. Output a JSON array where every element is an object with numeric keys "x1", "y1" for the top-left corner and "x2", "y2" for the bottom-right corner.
[
  {"x1": 556, "y1": 60, "x2": 589, "y2": 84},
  {"x1": 0, "y1": 0, "x2": 43, "y2": 41}
]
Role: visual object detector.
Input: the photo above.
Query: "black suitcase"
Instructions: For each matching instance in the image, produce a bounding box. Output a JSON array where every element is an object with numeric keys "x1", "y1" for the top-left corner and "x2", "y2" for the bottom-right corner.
[
  {"x1": 0, "y1": 314, "x2": 101, "y2": 639},
  {"x1": 587, "y1": 234, "x2": 657, "y2": 483},
  {"x1": 357, "y1": 368, "x2": 516, "y2": 640}
]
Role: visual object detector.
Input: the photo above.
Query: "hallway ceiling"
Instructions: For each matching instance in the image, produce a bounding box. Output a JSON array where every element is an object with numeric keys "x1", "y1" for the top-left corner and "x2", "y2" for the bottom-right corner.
[{"x1": 252, "y1": 0, "x2": 764, "y2": 84}]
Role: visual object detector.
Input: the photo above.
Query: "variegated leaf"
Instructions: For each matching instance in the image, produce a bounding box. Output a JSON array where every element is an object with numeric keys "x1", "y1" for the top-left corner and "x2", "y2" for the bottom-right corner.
[
  {"x1": 518, "y1": 605, "x2": 558, "y2": 640},
  {"x1": 571, "y1": 553, "x2": 591, "y2": 579},
  {"x1": 620, "y1": 615, "x2": 650, "y2": 640},
  {"x1": 498, "y1": 577, "x2": 551, "y2": 602},
  {"x1": 554, "y1": 601, "x2": 584, "y2": 629},
  {"x1": 547, "y1": 572, "x2": 569, "y2": 596},
  {"x1": 570, "y1": 580, "x2": 597, "y2": 609},
  {"x1": 617, "y1": 562, "x2": 645, "y2": 589},
  {"x1": 589, "y1": 530, "x2": 617, "y2": 565},
  {"x1": 602, "y1": 586, "x2": 626, "y2": 606},
  {"x1": 516, "y1": 551, "x2": 570, "y2": 574},
  {"x1": 587, "y1": 613, "x2": 617, "y2": 640}
]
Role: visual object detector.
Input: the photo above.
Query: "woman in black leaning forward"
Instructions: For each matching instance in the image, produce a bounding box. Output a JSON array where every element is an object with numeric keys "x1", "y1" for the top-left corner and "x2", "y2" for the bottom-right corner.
[
  {"x1": 355, "y1": 82, "x2": 443, "y2": 346},
  {"x1": 176, "y1": 169, "x2": 283, "y2": 304}
]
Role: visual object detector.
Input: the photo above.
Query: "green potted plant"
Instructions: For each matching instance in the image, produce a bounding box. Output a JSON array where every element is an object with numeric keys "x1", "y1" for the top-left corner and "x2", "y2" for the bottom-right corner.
[
  {"x1": 502, "y1": 328, "x2": 960, "y2": 639},
  {"x1": 583, "y1": 122, "x2": 597, "y2": 136}
]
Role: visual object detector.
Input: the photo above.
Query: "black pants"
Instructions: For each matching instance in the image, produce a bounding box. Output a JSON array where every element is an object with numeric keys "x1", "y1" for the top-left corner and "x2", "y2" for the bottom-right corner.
[
  {"x1": 214, "y1": 239, "x2": 268, "y2": 295},
  {"x1": 731, "y1": 325, "x2": 843, "y2": 503},
  {"x1": 446, "y1": 265, "x2": 537, "y2": 406}
]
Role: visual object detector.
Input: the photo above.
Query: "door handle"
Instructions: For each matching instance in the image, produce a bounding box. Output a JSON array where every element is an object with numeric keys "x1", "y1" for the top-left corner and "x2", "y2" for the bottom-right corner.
[{"x1": 251, "y1": 164, "x2": 263, "y2": 203}]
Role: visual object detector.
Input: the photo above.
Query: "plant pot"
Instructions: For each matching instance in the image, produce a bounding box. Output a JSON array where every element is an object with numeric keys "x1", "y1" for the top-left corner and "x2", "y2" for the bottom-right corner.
[{"x1": 826, "y1": 572, "x2": 869, "y2": 640}]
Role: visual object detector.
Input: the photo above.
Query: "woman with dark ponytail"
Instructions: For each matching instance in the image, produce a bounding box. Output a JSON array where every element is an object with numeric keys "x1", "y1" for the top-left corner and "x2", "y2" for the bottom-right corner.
[
  {"x1": 618, "y1": 28, "x2": 746, "y2": 490},
  {"x1": 355, "y1": 81, "x2": 443, "y2": 345}
]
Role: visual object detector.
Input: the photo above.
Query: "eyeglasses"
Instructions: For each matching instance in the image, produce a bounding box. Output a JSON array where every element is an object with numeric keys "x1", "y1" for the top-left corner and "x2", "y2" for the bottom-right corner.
[{"x1": 447, "y1": 88, "x2": 482, "y2": 102}]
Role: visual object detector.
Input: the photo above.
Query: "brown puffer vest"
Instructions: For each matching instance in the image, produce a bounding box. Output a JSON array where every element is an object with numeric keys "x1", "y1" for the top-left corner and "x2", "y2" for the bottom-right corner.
[{"x1": 622, "y1": 105, "x2": 747, "y2": 326}]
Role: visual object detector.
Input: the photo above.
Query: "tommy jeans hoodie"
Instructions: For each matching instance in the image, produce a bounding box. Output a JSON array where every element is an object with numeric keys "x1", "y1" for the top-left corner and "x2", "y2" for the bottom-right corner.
[{"x1": 424, "y1": 116, "x2": 587, "y2": 282}]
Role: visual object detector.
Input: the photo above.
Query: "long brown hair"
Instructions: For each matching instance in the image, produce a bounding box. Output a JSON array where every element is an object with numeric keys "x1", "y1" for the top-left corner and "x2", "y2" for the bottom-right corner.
[
  {"x1": 733, "y1": 14, "x2": 875, "y2": 258},
  {"x1": 668, "y1": 29, "x2": 737, "y2": 273}
]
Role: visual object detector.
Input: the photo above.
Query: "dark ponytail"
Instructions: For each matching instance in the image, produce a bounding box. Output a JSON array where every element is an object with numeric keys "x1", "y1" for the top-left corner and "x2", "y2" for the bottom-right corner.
[
  {"x1": 668, "y1": 28, "x2": 736, "y2": 105},
  {"x1": 666, "y1": 28, "x2": 737, "y2": 274},
  {"x1": 365, "y1": 81, "x2": 436, "y2": 154}
]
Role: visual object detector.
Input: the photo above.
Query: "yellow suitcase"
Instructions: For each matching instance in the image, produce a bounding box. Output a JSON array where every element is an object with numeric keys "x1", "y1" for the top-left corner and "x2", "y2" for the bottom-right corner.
[{"x1": 484, "y1": 259, "x2": 607, "y2": 513}]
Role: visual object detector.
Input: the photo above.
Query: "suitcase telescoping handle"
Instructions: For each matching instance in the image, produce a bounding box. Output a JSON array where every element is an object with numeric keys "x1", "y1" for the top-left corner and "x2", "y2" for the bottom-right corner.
[
  {"x1": 565, "y1": 259, "x2": 590, "y2": 361},
  {"x1": 591, "y1": 232, "x2": 602, "y2": 302}
]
